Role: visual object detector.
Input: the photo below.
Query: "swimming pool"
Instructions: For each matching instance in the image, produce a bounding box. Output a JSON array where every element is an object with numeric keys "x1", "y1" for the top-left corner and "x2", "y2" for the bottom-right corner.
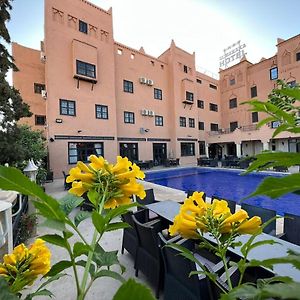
[{"x1": 145, "y1": 167, "x2": 300, "y2": 216}]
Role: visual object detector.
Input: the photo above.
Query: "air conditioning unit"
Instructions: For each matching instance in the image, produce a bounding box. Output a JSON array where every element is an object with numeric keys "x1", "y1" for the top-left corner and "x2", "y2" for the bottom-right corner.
[
  {"x1": 141, "y1": 109, "x2": 148, "y2": 116},
  {"x1": 40, "y1": 52, "x2": 46, "y2": 62},
  {"x1": 147, "y1": 79, "x2": 154, "y2": 86},
  {"x1": 41, "y1": 90, "x2": 47, "y2": 99},
  {"x1": 148, "y1": 110, "x2": 155, "y2": 117},
  {"x1": 139, "y1": 77, "x2": 147, "y2": 84}
]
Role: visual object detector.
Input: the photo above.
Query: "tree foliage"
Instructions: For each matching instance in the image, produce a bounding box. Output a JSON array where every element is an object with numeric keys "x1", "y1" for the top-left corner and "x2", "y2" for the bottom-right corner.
[{"x1": 0, "y1": 0, "x2": 33, "y2": 165}]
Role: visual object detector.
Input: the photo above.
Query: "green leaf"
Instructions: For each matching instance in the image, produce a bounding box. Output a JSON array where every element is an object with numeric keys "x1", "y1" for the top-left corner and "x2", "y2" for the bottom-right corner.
[
  {"x1": 93, "y1": 245, "x2": 119, "y2": 268},
  {"x1": 73, "y1": 242, "x2": 90, "y2": 258},
  {"x1": 220, "y1": 284, "x2": 260, "y2": 300},
  {"x1": 93, "y1": 269, "x2": 125, "y2": 283},
  {"x1": 0, "y1": 277, "x2": 19, "y2": 300},
  {"x1": 45, "y1": 260, "x2": 73, "y2": 277},
  {"x1": 24, "y1": 289, "x2": 54, "y2": 300},
  {"x1": 40, "y1": 273, "x2": 67, "y2": 290},
  {"x1": 87, "y1": 189, "x2": 99, "y2": 207},
  {"x1": 261, "y1": 282, "x2": 300, "y2": 299},
  {"x1": 104, "y1": 203, "x2": 137, "y2": 222},
  {"x1": 74, "y1": 210, "x2": 91, "y2": 227},
  {"x1": 106, "y1": 222, "x2": 131, "y2": 232},
  {"x1": 59, "y1": 194, "x2": 84, "y2": 215},
  {"x1": 75, "y1": 260, "x2": 95, "y2": 276},
  {"x1": 278, "y1": 88, "x2": 300, "y2": 100},
  {"x1": 113, "y1": 279, "x2": 155, "y2": 300},
  {"x1": 40, "y1": 234, "x2": 68, "y2": 249},
  {"x1": 40, "y1": 219, "x2": 66, "y2": 232},
  {"x1": 92, "y1": 211, "x2": 106, "y2": 234},
  {"x1": 249, "y1": 254, "x2": 300, "y2": 270},
  {"x1": 247, "y1": 173, "x2": 300, "y2": 199},
  {"x1": 244, "y1": 152, "x2": 300, "y2": 173},
  {"x1": 0, "y1": 166, "x2": 65, "y2": 221}
]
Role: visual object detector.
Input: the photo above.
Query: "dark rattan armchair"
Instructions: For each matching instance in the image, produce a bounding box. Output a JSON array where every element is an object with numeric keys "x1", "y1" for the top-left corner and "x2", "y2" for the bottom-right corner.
[{"x1": 132, "y1": 213, "x2": 165, "y2": 298}]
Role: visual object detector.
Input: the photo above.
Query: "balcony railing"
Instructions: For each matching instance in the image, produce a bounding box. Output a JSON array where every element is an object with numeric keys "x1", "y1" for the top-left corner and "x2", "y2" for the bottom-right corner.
[
  {"x1": 240, "y1": 124, "x2": 258, "y2": 131},
  {"x1": 208, "y1": 124, "x2": 258, "y2": 136}
]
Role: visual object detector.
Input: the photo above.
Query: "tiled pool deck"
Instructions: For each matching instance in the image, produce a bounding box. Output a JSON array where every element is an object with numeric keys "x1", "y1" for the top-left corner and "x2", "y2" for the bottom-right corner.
[{"x1": 26, "y1": 169, "x2": 284, "y2": 299}]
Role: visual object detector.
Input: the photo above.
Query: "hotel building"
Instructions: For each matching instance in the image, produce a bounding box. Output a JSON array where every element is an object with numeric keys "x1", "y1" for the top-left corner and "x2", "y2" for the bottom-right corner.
[{"x1": 12, "y1": 0, "x2": 300, "y2": 178}]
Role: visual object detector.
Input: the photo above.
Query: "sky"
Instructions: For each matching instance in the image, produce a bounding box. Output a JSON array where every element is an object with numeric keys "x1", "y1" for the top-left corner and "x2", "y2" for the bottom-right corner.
[{"x1": 7, "y1": 0, "x2": 300, "y2": 77}]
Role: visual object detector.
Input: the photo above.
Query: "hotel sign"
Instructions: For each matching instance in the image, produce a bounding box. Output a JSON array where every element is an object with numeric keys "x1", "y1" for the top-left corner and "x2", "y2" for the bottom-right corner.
[{"x1": 219, "y1": 41, "x2": 247, "y2": 69}]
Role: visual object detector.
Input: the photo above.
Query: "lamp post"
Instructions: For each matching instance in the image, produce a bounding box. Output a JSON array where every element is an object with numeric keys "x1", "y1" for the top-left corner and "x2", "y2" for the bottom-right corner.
[
  {"x1": 23, "y1": 159, "x2": 38, "y2": 182},
  {"x1": 0, "y1": 201, "x2": 13, "y2": 257},
  {"x1": 23, "y1": 159, "x2": 39, "y2": 235}
]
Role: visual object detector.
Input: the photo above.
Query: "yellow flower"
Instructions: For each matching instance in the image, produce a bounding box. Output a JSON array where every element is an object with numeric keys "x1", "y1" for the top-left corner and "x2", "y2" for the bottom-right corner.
[
  {"x1": 221, "y1": 209, "x2": 248, "y2": 226},
  {"x1": 0, "y1": 239, "x2": 51, "y2": 293},
  {"x1": 211, "y1": 199, "x2": 231, "y2": 218},
  {"x1": 67, "y1": 156, "x2": 145, "y2": 209},
  {"x1": 69, "y1": 181, "x2": 89, "y2": 197},
  {"x1": 237, "y1": 216, "x2": 262, "y2": 234},
  {"x1": 170, "y1": 195, "x2": 262, "y2": 239}
]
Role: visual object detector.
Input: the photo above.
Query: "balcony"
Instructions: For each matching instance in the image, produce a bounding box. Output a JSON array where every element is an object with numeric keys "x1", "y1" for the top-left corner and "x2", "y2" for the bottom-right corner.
[{"x1": 240, "y1": 124, "x2": 258, "y2": 131}]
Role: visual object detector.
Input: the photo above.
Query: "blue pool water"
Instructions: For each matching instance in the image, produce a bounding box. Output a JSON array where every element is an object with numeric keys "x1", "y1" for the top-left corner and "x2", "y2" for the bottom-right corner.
[{"x1": 146, "y1": 168, "x2": 300, "y2": 216}]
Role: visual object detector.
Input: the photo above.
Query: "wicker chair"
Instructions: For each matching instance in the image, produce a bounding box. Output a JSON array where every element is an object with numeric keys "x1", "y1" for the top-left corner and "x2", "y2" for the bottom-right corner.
[
  {"x1": 121, "y1": 209, "x2": 148, "y2": 258},
  {"x1": 158, "y1": 233, "x2": 214, "y2": 300},
  {"x1": 136, "y1": 188, "x2": 159, "y2": 220},
  {"x1": 132, "y1": 214, "x2": 165, "y2": 298},
  {"x1": 280, "y1": 213, "x2": 300, "y2": 245}
]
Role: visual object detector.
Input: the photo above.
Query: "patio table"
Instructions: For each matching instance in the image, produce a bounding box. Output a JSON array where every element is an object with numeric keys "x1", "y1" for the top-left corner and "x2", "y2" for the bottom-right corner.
[{"x1": 146, "y1": 200, "x2": 300, "y2": 282}]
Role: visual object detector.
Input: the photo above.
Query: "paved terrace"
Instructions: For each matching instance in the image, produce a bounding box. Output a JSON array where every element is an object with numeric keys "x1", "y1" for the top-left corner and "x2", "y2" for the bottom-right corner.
[{"x1": 25, "y1": 168, "x2": 284, "y2": 299}]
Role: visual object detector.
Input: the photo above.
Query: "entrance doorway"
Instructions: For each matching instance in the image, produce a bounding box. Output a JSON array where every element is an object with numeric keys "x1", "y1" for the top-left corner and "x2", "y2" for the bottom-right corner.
[
  {"x1": 208, "y1": 144, "x2": 222, "y2": 159},
  {"x1": 153, "y1": 143, "x2": 167, "y2": 165},
  {"x1": 120, "y1": 143, "x2": 139, "y2": 162},
  {"x1": 227, "y1": 143, "x2": 237, "y2": 157}
]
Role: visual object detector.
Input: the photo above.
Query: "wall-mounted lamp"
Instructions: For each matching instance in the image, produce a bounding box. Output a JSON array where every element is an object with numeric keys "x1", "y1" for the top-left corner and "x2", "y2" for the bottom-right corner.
[
  {"x1": 55, "y1": 118, "x2": 63, "y2": 123},
  {"x1": 282, "y1": 141, "x2": 285, "y2": 145},
  {"x1": 49, "y1": 137, "x2": 55, "y2": 142},
  {"x1": 77, "y1": 130, "x2": 82, "y2": 133}
]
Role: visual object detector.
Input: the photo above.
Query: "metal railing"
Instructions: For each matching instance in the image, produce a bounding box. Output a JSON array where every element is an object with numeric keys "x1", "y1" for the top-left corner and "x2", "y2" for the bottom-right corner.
[{"x1": 240, "y1": 124, "x2": 258, "y2": 131}]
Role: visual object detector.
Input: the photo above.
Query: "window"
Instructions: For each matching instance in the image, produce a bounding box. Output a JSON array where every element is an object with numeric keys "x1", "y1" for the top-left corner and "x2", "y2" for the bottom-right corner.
[
  {"x1": 186, "y1": 91, "x2": 194, "y2": 102},
  {"x1": 210, "y1": 123, "x2": 219, "y2": 131},
  {"x1": 130, "y1": 53, "x2": 135, "y2": 59},
  {"x1": 252, "y1": 112, "x2": 258, "y2": 123},
  {"x1": 123, "y1": 80, "x2": 134, "y2": 93},
  {"x1": 270, "y1": 67, "x2": 278, "y2": 80},
  {"x1": 189, "y1": 118, "x2": 195, "y2": 128},
  {"x1": 230, "y1": 121, "x2": 238, "y2": 132},
  {"x1": 34, "y1": 83, "x2": 45, "y2": 94},
  {"x1": 271, "y1": 121, "x2": 281, "y2": 128},
  {"x1": 250, "y1": 86, "x2": 257, "y2": 98},
  {"x1": 124, "y1": 111, "x2": 135, "y2": 124},
  {"x1": 79, "y1": 20, "x2": 88, "y2": 34},
  {"x1": 60, "y1": 99, "x2": 76, "y2": 116},
  {"x1": 209, "y1": 103, "x2": 218, "y2": 112},
  {"x1": 154, "y1": 88, "x2": 162, "y2": 100},
  {"x1": 76, "y1": 60, "x2": 96, "y2": 78},
  {"x1": 209, "y1": 83, "x2": 217, "y2": 90},
  {"x1": 287, "y1": 80, "x2": 296, "y2": 87},
  {"x1": 68, "y1": 142, "x2": 103, "y2": 164},
  {"x1": 117, "y1": 48, "x2": 123, "y2": 55},
  {"x1": 183, "y1": 65, "x2": 188, "y2": 73},
  {"x1": 155, "y1": 115, "x2": 163, "y2": 126},
  {"x1": 35, "y1": 115, "x2": 46, "y2": 125},
  {"x1": 296, "y1": 52, "x2": 300, "y2": 61},
  {"x1": 198, "y1": 121, "x2": 204, "y2": 130},
  {"x1": 229, "y1": 98, "x2": 237, "y2": 109},
  {"x1": 179, "y1": 117, "x2": 186, "y2": 127},
  {"x1": 196, "y1": 79, "x2": 202, "y2": 84},
  {"x1": 229, "y1": 78, "x2": 235, "y2": 85},
  {"x1": 95, "y1": 105, "x2": 108, "y2": 119},
  {"x1": 199, "y1": 141, "x2": 206, "y2": 155},
  {"x1": 181, "y1": 143, "x2": 195, "y2": 156},
  {"x1": 197, "y1": 100, "x2": 204, "y2": 109}
]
